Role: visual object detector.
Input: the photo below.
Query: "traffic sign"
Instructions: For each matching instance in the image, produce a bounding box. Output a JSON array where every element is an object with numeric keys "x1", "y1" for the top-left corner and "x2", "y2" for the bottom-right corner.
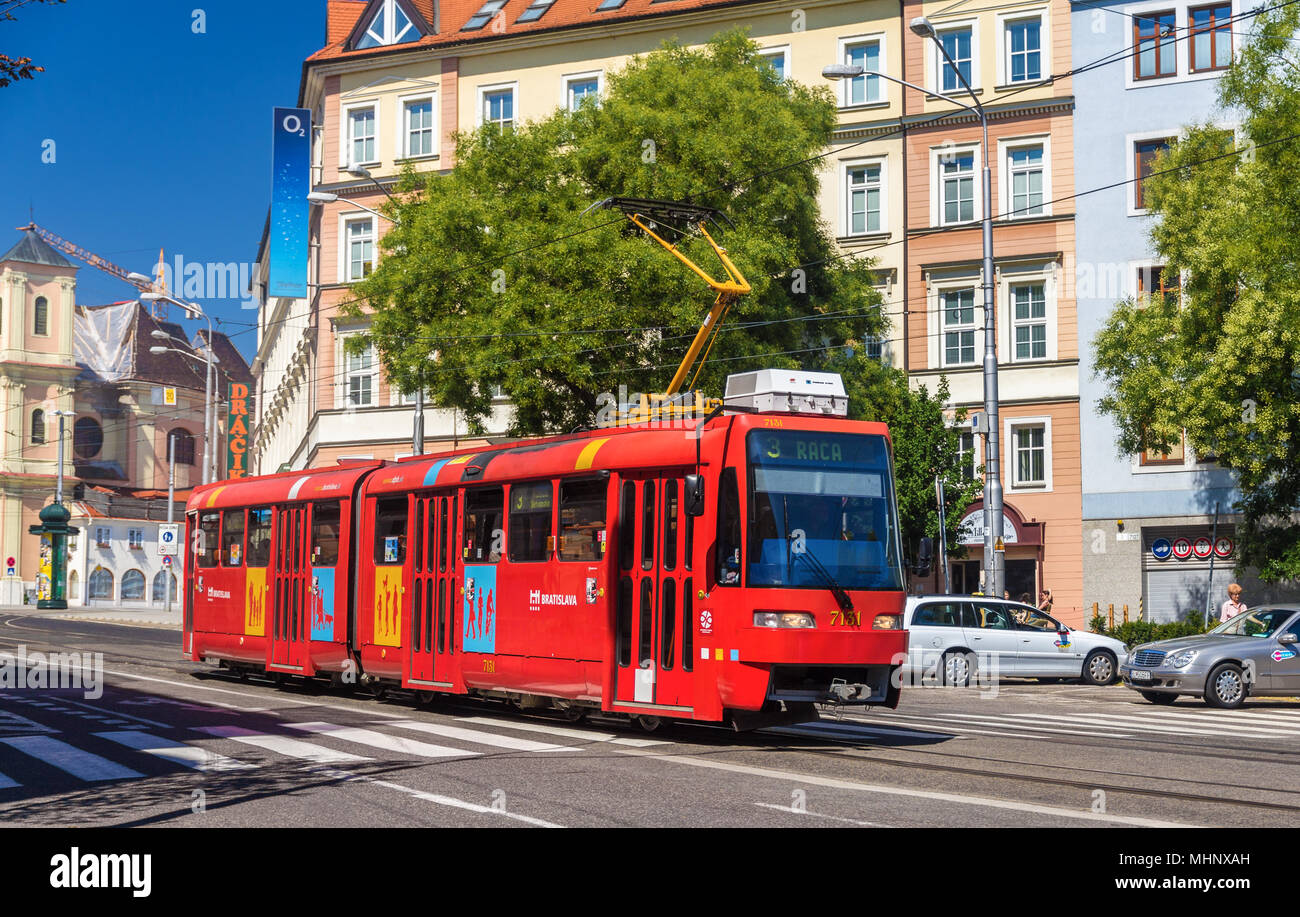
[
  {"x1": 1171, "y1": 537, "x2": 1193, "y2": 560},
  {"x1": 162, "y1": 555, "x2": 173, "y2": 567},
  {"x1": 1151, "y1": 538, "x2": 1172, "y2": 560},
  {"x1": 159, "y1": 524, "x2": 180, "y2": 556},
  {"x1": 1192, "y1": 536, "x2": 1213, "y2": 559},
  {"x1": 1214, "y1": 537, "x2": 1234, "y2": 558}
]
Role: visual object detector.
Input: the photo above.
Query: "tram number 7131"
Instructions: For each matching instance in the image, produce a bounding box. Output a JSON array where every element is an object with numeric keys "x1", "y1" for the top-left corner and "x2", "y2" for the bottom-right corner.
[{"x1": 829, "y1": 609, "x2": 861, "y2": 627}]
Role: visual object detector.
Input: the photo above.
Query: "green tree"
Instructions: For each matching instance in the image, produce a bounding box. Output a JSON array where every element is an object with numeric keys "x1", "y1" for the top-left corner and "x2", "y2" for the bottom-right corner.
[
  {"x1": 835, "y1": 354, "x2": 983, "y2": 559},
  {"x1": 1, "y1": 0, "x2": 64, "y2": 88},
  {"x1": 351, "y1": 31, "x2": 881, "y2": 434},
  {"x1": 1092, "y1": 5, "x2": 1300, "y2": 580}
]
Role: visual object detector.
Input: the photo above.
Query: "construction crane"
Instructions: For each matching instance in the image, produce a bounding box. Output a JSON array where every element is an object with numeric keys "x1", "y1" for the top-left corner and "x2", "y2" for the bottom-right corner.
[
  {"x1": 16, "y1": 223, "x2": 168, "y2": 318},
  {"x1": 586, "y1": 197, "x2": 751, "y2": 425}
]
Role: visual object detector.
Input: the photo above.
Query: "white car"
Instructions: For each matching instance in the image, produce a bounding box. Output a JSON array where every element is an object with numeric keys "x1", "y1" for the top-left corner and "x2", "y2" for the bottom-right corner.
[{"x1": 903, "y1": 595, "x2": 1128, "y2": 687}]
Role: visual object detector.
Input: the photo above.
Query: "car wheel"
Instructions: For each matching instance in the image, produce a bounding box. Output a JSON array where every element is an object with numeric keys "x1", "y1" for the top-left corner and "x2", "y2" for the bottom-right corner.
[
  {"x1": 1204, "y1": 663, "x2": 1247, "y2": 709},
  {"x1": 1081, "y1": 650, "x2": 1117, "y2": 686},
  {"x1": 940, "y1": 650, "x2": 975, "y2": 688},
  {"x1": 1140, "y1": 690, "x2": 1177, "y2": 705}
]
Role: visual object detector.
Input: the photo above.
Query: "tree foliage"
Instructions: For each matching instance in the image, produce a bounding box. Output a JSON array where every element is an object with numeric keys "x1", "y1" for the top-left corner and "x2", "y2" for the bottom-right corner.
[
  {"x1": 1092, "y1": 5, "x2": 1300, "y2": 580},
  {"x1": 0, "y1": 0, "x2": 64, "y2": 88}
]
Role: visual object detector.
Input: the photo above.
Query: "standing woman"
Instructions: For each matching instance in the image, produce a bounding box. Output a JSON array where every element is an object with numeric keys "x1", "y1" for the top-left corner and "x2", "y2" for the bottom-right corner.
[{"x1": 1220, "y1": 584, "x2": 1247, "y2": 623}]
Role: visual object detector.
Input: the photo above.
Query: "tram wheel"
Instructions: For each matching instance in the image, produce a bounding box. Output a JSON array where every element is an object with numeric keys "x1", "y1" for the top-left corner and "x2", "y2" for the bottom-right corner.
[
  {"x1": 562, "y1": 707, "x2": 587, "y2": 722},
  {"x1": 635, "y1": 715, "x2": 662, "y2": 733},
  {"x1": 416, "y1": 690, "x2": 436, "y2": 707},
  {"x1": 372, "y1": 684, "x2": 388, "y2": 700}
]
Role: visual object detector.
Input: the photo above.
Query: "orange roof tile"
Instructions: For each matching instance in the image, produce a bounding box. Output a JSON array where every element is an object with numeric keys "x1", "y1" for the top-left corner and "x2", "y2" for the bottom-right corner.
[{"x1": 326, "y1": 0, "x2": 368, "y2": 46}]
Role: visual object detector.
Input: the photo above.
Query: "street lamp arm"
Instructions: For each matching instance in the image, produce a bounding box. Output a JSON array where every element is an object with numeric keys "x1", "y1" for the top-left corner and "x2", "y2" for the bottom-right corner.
[
  {"x1": 930, "y1": 37, "x2": 985, "y2": 117},
  {"x1": 862, "y1": 70, "x2": 982, "y2": 117}
]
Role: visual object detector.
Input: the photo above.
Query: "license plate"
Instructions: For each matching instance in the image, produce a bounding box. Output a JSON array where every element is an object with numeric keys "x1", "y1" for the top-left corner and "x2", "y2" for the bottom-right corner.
[{"x1": 1130, "y1": 670, "x2": 1152, "y2": 681}]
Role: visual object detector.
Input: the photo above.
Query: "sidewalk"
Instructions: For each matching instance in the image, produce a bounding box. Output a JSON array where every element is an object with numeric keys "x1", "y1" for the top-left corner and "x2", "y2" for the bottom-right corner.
[{"x1": 0, "y1": 604, "x2": 183, "y2": 630}]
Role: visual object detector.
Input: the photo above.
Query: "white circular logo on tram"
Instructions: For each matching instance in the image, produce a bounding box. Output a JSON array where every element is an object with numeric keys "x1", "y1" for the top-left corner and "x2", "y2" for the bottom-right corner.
[{"x1": 700, "y1": 610, "x2": 713, "y2": 634}]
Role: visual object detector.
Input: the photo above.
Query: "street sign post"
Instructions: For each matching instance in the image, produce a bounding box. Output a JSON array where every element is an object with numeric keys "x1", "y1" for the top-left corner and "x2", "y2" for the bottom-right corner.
[{"x1": 159, "y1": 524, "x2": 180, "y2": 556}]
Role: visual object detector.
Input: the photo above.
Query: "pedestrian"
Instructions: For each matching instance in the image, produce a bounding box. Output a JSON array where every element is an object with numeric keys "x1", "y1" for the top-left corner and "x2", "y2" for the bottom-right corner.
[
  {"x1": 1219, "y1": 584, "x2": 1247, "y2": 623},
  {"x1": 1038, "y1": 588, "x2": 1053, "y2": 614}
]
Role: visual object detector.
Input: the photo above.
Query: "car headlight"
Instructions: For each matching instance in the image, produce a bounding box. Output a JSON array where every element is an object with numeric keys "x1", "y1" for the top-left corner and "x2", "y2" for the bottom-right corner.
[
  {"x1": 1168, "y1": 649, "x2": 1198, "y2": 668},
  {"x1": 753, "y1": 611, "x2": 816, "y2": 629}
]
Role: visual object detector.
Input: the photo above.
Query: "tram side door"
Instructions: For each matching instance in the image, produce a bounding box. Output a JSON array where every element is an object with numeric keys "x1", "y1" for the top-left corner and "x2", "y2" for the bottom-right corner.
[
  {"x1": 271, "y1": 504, "x2": 311, "y2": 671},
  {"x1": 184, "y1": 512, "x2": 197, "y2": 656},
  {"x1": 409, "y1": 495, "x2": 438, "y2": 685},
  {"x1": 614, "y1": 475, "x2": 690, "y2": 711},
  {"x1": 434, "y1": 494, "x2": 458, "y2": 679}
]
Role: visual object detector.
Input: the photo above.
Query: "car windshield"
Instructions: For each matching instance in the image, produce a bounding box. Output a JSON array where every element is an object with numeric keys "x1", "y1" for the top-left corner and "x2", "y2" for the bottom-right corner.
[
  {"x1": 1207, "y1": 608, "x2": 1298, "y2": 638},
  {"x1": 745, "y1": 429, "x2": 904, "y2": 591}
]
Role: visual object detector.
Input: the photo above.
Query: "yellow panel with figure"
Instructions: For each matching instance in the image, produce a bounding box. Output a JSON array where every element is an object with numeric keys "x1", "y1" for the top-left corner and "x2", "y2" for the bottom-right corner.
[
  {"x1": 373, "y1": 566, "x2": 403, "y2": 647},
  {"x1": 244, "y1": 566, "x2": 266, "y2": 636}
]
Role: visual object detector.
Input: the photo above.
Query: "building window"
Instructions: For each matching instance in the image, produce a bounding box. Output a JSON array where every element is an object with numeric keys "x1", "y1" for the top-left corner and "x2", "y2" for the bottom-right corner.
[
  {"x1": 168, "y1": 428, "x2": 195, "y2": 466},
  {"x1": 846, "y1": 163, "x2": 882, "y2": 235},
  {"x1": 152, "y1": 569, "x2": 177, "y2": 603},
  {"x1": 1134, "y1": 11, "x2": 1177, "y2": 80},
  {"x1": 1006, "y1": 17, "x2": 1043, "y2": 83},
  {"x1": 1012, "y1": 423, "x2": 1047, "y2": 487},
  {"x1": 482, "y1": 88, "x2": 514, "y2": 132},
  {"x1": 88, "y1": 568, "x2": 114, "y2": 600},
  {"x1": 348, "y1": 106, "x2": 376, "y2": 166},
  {"x1": 345, "y1": 218, "x2": 375, "y2": 281},
  {"x1": 757, "y1": 48, "x2": 788, "y2": 81},
  {"x1": 345, "y1": 340, "x2": 376, "y2": 407},
  {"x1": 95, "y1": 526, "x2": 111, "y2": 548},
  {"x1": 939, "y1": 26, "x2": 973, "y2": 92},
  {"x1": 1138, "y1": 264, "x2": 1180, "y2": 302},
  {"x1": 30, "y1": 409, "x2": 44, "y2": 445},
  {"x1": 1140, "y1": 430, "x2": 1188, "y2": 466},
  {"x1": 843, "y1": 40, "x2": 882, "y2": 105},
  {"x1": 73, "y1": 417, "x2": 103, "y2": 459},
  {"x1": 941, "y1": 153, "x2": 976, "y2": 224},
  {"x1": 942, "y1": 289, "x2": 977, "y2": 366},
  {"x1": 404, "y1": 98, "x2": 434, "y2": 157},
  {"x1": 865, "y1": 335, "x2": 884, "y2": 362},
  {"x1": 33, "y1": 296, "x2": 49, "y2": 336},
  {"x1": 565, "y1": 75, "x2": 601, "y2": 111},
  {"x1": 356, "y1": 0, "x2": 418, "y2": 48},
  {"x1": 127, "y1": 528, "x2": 145, "y2": 550},
  {"x1": 516, "y1": 0, "x2": 556, "y2": 23},
  {"x1": 1134, "y1": 138, "x2": 1173, "y2": 209},
  {"x1": 1007, "y1": 145, "x2": 1044, "y2": 217},
  {"x1": 1011, "y1": 283, "x2": 1047, "y2": 360},
  {"x1": 121, "y1": 569, "x2": 145, "y2": 601},
  {"x1": 1190, "y1": 4, "x2": 1232, "y2": 72},
  {"x1": 463, "y1": 0, "x2": 507, "y2": 30},
  {"x1": 957, "y1": 430, "x2": 977, "y2": 480}
]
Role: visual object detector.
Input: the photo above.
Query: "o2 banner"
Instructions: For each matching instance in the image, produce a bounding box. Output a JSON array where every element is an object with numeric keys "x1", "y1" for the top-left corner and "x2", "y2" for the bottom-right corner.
[{"x1": 269, "y1": 107, "x2": 312, "y2": 299}]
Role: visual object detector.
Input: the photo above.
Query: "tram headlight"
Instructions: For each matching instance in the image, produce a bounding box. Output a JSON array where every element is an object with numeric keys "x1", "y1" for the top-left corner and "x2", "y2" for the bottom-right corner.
[
  {"x1": 753, "y1": 611, "x2": 816, "y2": 629},
  {"x1": 872, "y1": 615, "x2": 902, "y2": 630}
]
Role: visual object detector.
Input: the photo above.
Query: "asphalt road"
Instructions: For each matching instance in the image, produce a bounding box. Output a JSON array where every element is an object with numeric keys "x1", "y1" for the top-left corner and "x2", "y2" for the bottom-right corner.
[{"x1": 2, "y1": 611, "x2": 1297, "y2": 828}]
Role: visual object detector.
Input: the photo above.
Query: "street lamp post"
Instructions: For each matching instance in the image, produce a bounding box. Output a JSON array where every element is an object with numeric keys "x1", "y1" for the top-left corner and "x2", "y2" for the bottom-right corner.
[
  {"x1": 823, "y1": 17, "x2": 1005, "y2": 596},
  {"x1": 143, "y1": 294, "x2": 219, "y2": 485}
]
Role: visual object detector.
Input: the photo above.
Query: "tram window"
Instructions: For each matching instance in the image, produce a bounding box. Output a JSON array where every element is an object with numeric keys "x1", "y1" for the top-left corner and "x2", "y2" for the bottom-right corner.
[
  {"x1": 663, "y1": 480, "x2": 678, "y2": 571},
  {"x1": 559, "y1": 479, "x2": 606, "y2": 562},
  {"x1": 373, "y1": 497, "x2": 408, "y2": 565},
  {"x1": 414, "y1": 500, "x2": 424, "y2": 573},
  {"x1": 197, "y1": 512, "x2": 220, "y2": 567},
  {"x1": 617, "y1": 577, "x2": 633, "y2": 667},
  {"x1": 683, "y1": 577, "x2": 694, "y2": 671},
  {"x1": 641, "y1": 480, "x2": 656, "y2": 571},
  {"x1": 312, "y1": 502, "x2": 341, "y2": 566},
  {"x1": 716, "y1": 468, "x2": 742, "y2": 586},
  {"x1": 638, "y1": 578, "x2": 653, "y2": 664},
  {"x1": 684, "y1": 511, "x2": 694, "y2": 571},
  {"x1": 426, "y1": 499, "x2": 438, "y2": 572},
  {"x1": 221, "y1": 509, "x2": 245, "y2": 566},
  {"x1": 438, "y1": 497, "x2": 449, "y2": 572},
  {"x1": 661, "y1": 579, "x2": 676, "y2": 671},
  {"x1": 464, "y1": 487, "x2": 504, "y2": 563},
  {"x1": 508, "y1": 482, "x2": 553, "y2": 563},
  {"x1": 618, "y1": 482, "x2": 636, "y2": 571},
  {"x1": 246, "y1": 507, "x2": 273, "y2": 567}
]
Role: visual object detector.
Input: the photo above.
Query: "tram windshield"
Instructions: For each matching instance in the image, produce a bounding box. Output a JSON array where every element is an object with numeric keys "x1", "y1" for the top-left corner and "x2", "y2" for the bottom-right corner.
[{"x1": 745, "y1": 429, "x2": 904, "y2": 591}]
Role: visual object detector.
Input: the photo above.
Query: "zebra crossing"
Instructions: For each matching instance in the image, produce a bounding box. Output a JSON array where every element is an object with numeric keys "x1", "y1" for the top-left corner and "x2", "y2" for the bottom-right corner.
[
  {"x1": 0, "y1": 712, "x2": 669, "y2": 792},
  {"x1": 788, "y1": 704, "x2": 1300, "y2": 744}
]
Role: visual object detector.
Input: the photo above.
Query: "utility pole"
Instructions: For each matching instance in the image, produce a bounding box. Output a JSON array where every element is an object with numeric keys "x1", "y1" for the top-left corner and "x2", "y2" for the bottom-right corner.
[
  {"x1": 166, "y1": 433, "x2": 175, "y2": 617},
  {"x1": 413, "y1": 368, "x2": 425, "y2": 456}
]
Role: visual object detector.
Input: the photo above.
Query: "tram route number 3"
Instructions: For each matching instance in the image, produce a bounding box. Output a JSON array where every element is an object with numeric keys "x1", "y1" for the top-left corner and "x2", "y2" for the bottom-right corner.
[{"x1": 829, "y1": 609, "x2": 861, "y2": 627}]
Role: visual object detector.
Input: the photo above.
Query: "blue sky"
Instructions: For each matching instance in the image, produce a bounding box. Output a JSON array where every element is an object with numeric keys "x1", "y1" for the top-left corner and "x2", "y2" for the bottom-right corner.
[{"x1": 0, "y1": 0, "x2": 326, "y2": 363}]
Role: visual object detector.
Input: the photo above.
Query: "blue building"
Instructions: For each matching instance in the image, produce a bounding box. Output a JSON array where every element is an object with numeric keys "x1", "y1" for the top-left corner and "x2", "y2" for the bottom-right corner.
[{"x1": 1072, "y1": 0, "x2": 1298, "y2": 621}]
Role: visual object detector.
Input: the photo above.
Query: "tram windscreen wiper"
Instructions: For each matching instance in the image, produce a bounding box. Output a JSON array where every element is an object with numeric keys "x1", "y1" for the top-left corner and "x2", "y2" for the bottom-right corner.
[{"x1": 792, "y1": 547, "x2": 853, "y2": 613}]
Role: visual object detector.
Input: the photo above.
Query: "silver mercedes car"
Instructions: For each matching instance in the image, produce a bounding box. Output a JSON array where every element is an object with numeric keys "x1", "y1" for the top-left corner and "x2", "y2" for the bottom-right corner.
[{"x1": 1119, "y1": 605, "x2": 1300, "y2": 708}]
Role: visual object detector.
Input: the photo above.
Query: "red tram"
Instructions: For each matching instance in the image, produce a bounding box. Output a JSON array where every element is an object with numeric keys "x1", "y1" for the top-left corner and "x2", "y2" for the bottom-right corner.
[{"x1": 184, "y1": 405, "x2": 909, "y2": 729}]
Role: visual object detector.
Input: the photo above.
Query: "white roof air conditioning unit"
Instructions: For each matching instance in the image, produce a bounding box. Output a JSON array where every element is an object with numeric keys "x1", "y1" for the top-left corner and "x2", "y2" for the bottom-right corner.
[{"x1": 724, "y1": 369, "x2": 848, "y2": 417}]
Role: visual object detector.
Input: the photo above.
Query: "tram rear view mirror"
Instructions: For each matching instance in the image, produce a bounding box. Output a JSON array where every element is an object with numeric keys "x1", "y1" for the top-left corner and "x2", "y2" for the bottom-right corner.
[{"x1": 684, "y1": 474, "x2": 706, "y2": 517}]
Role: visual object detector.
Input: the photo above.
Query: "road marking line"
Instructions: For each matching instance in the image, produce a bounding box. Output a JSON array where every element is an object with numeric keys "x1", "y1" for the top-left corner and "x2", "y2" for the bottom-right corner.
[
  {"x1": 194, "y1": 726, "x2": 370, "y2": 764},
  {"x1": 386, "y1": 720, "x2": 579, "y2": 753},
  {"x1": 930, "y1": 713, "x2": 1132, "y2": 738},
  {"x1": 58, "y1": 697, "x2": 173, "y2": 729},
  {"x1": 285, "y1": 722, "x2": 478, "y2": 759},
  {"x1": 775, "y1": 722, "x2": 956, "y2": 741},
  {"x1": 612, "y1": 748, "x2": 1199, "y2": 828},
  {"x1": 753, "y1": 802, "x2": 892, "y2": 827},
  {"x1": 1007, "y1": 712, "x2": 1294, "y2": 738},
  {"x1": 1122, "y1": 709, "x2": 1300, "y2": 731},
  {"x1": 356, "y1": 773, "x2": 563, "y2": 827},
  {"x1": 0, "y1": 770, "x2": 19, "y2": 789},
  {"x1": 457, "y1": 716, "x2": 665, "y2": 747},
  {"x1": 95, "y1": 730, "x2": 257, "y2": 772},
  {"x1": 0, "y1": 735, "x2": 142, "y2": 782},
  {"x1": 102, "y1": 669, "x2": 402, "y2": 716},
  {"x1": 849, "y1": 714, "x2": 1059, "y2": 740}
]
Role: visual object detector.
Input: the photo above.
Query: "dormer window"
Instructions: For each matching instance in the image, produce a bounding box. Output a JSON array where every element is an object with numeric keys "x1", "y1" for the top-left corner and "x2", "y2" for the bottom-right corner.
[
  {"x1": 516, "y1": 0, "x2": 556, "y2": 23},
  {"x1": 464, "y1": 0, "x2": 507, "y2": 31},
  {"x1": 356, "y1": 0, "x2": 419, "y2": 49}
]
